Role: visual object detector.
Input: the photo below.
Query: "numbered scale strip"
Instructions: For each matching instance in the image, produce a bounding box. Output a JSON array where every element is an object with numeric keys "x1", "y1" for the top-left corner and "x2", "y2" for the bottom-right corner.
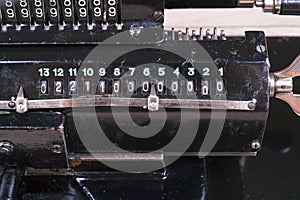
[
  {"x1": 37, "y1": 65, "x2": 226, "y2": 97},
  {"x1": 0, "y1": 87, "x2": 257, "y2": 113},
  {"x1": 0, "y1": 0, "x2": 120, "y2": 31}
]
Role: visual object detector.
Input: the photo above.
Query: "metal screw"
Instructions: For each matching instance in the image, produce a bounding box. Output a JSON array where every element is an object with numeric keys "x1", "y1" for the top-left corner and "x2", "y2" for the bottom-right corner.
[
  {"x1": 251, "y1": 141, "x2": 261, "y2": 150},
  {"x1": 256, "y1": 45, "x2": 266, "y2": 53},
  {"x1": 52, "y1": 144, "x2": 63, "y2": 154},
  {"x1": 0, "y1": 141, "x2": 14, "y2": 155},
  {"x1": 152, "y1": 11, "x2": 164, "y2": 23}
]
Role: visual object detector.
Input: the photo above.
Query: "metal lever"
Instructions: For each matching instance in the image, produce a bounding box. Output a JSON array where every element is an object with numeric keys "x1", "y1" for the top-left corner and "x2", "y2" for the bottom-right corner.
[
  {"x1": 270, "y1": 55, "x2": 300, "y2": 116},
  {"x1": 15, "y1": 87, "x2": 28, "y2": 114},
  {"x1": 147, "y1": 85, "x2": 160, "y2": 111}
]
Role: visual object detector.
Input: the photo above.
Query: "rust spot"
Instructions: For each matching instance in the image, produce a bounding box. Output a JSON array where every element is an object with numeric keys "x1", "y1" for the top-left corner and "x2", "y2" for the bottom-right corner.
[{"x1": 69, "y1": 159, "x2": 82, "y2": 167}]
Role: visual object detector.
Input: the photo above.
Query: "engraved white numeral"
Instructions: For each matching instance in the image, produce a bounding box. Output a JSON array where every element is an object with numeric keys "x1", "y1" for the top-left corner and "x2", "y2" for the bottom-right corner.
[
  {"x1": 187, "y1": 81, "x2": 194, "y2": 93},
  {"x1": 158, "y1": 67, "x2": 166, "y2": 76},
  {"x1": 142, "y1": 81, "x2": 149, "y2": 93},
  {"x1": 53, "y1": 68, "x2": 64, "y2": 77},
  {"x1": 114, "y1": 68, "x2": 121, "y2": 76},
  {"x1": 82, "y1": 68, "x2": 94, "y2": 76},
  {"x1": 5, "y1": 0, "x2": 13, "y2": 7},
  {"x1": 64, "y1": 7, "x2": 72, "y2": 17},
  {"x1": 48, "y1": 0, "x2": 58, "y2": 19},
  {"x1": 108, "y1": 0, "x2": 116, "y2": 17},
  {"x1": 203, "y1": 67, "x2": 210, "y2": 76},
  {"x1": 108, "y1": 0, "x2": 116, "y2": 6},
  {"x1": 20, "y1": 0, "x2": 29, "y2": 18},
  {"x1": 143, "y1": 67, "x2": 150, "y2": 76},
  {"x1": 49, "y1": 0, "x2": 57, "y2": 6},
  {"x1": 7, "y1": 9, "x2": 15, "y2": 18},
  {"x1": 128, "y1": 81, "x2": 134, "y2": 93},
  {"x1": 108, "y1": 7, "x2": 116, "y2": 17},
  {"x1": 64, "y1": 0, "x2": 71, "y2": 6},
  {"x1": 50, "y1": 7, "x2": 58, "y2": 17},
  {"x1": 63, "y1": 0, "x2": 72, "y2": 18},
  {"x1": 219, "y1": 67, "x2": 224, "y2": 76},
  {"x1": 98, "y1": 80, "x2": 106, "y2": 94},
  {"x1": 78, "y1": 0, "x2": 86, "y2": 6},
  {"x1": 34, "y1": 0, "x2": 44, "y2": 18},
  {"x1": 5, "y1": 0, "x2": 15, "y2": 18},
  {"x1": 98, "y1": 68, "x2": 106, "y2": 76},
  {"x1": 171, "y1": 81, "x2": 178, "y2": 93},
  {"x1": 35, "y1": 8, "x2": 43, "y2": 17},
  {"x1": 38, "y1": 68, "x2": 50, "y2": 77},
  {"x1": 202, "y1": 80, "x2": 209, "y2": 95},
  {"x1": 79, "y1": 7, "x2": 87, "y2": 17},
  {"x1": 84, "y1": 80, "x2": 91, "y2": 94},
  {"x1": 40, "y1": 80, "x2": 48, "y2": 94},
  {"x1": 157, "y1": 81, "x2": 164, "y2": 93},
  {"x1": 128, "y1": 67, "x2": 135, "y2": 76},
  {"x1": 113, "y1": 81, "x2": 120, "y2": 94},
  {"x1": 93, "y1": 0, "x2": 101, "y2": 6},
  {"x1": 68, "y1": 68, "x2": 77, "y2": 76},
  {"x1": 78, "y1": 0, "x2": 87, "y2": 18},
  {"x1": 34, "y1": 0, "x2": 42, "y2": 7},
  {"x1": 216, "y1": 80, "x2": 224, "y2": 93},
  {"x1": 55, "y1": 81, "x2": 63, "y2": 94},
  {"x1": 94, "y1": 7, "x2": 101, "y2": 17},
  {"x1": 69, "y1": 81, "x2": 77, "y2": 94},
  {"x1": 93, "y1": 0, "x2": 101, "y2": 17},
  {"x1": 21, "y1": 8, "x2": 29, "y2": 18},
  {"x1": 173, "y1": 67, "x2": 180, "y2": 77},
  {"x1": 188, "y1": 67, "x2": 195, "y2": 76},
  {"x1": 20, "y1": 0, "x2": 28, "y2": 7}
]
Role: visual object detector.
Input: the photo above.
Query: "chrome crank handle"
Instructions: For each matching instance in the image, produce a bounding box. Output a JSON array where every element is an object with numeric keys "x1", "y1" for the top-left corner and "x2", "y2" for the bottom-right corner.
[{"x1": 270, "y1": 55, "x2": 300, "y2": 116}]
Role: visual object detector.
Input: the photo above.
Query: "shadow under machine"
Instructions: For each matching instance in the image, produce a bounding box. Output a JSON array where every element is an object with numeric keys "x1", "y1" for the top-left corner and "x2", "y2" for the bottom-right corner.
[{"x1": 0, "y1": 0, "x2": 300, "y2": 199}]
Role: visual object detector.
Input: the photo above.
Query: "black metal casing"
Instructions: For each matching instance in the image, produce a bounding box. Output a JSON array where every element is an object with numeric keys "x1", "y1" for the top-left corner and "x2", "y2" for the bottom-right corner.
[{"x1": 0, "y1": 31, "x2": 270, "y2": 169}]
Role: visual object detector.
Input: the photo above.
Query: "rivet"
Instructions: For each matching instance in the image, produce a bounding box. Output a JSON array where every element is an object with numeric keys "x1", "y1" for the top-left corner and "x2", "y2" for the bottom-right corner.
[
  {"x1": 52, "y1": 144, "x2": 63, "y2": 154},
  {"x1": 251, "y1": 141, "x2": 261, "y2": 150},
  {"x1": 8, "y1": 101, "x2": 16, "y2": 108},
  {"x1": 0, "y1": 141, "x2": 14, "y2": 155},
  {"x1": 248, "y1": 102, "x2": 256, "y2": 110}
]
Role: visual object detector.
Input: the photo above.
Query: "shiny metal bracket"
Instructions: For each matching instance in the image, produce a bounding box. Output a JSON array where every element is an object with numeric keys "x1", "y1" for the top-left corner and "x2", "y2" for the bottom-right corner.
[
  {"x1": 0, "y1": 94, "x2": 256, "y2": 114},
  {"x1": 255, "y1": 0, "x2": 282, "y2": 14},
  {"x1": 270, "y1": 55, "x2": 300, "y2": 116}
]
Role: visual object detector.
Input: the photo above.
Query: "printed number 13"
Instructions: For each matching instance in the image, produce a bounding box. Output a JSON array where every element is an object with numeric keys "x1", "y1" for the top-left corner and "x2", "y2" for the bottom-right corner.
[{"x1": 38, "y1": 68, "x2": 50, "y2": 77}]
